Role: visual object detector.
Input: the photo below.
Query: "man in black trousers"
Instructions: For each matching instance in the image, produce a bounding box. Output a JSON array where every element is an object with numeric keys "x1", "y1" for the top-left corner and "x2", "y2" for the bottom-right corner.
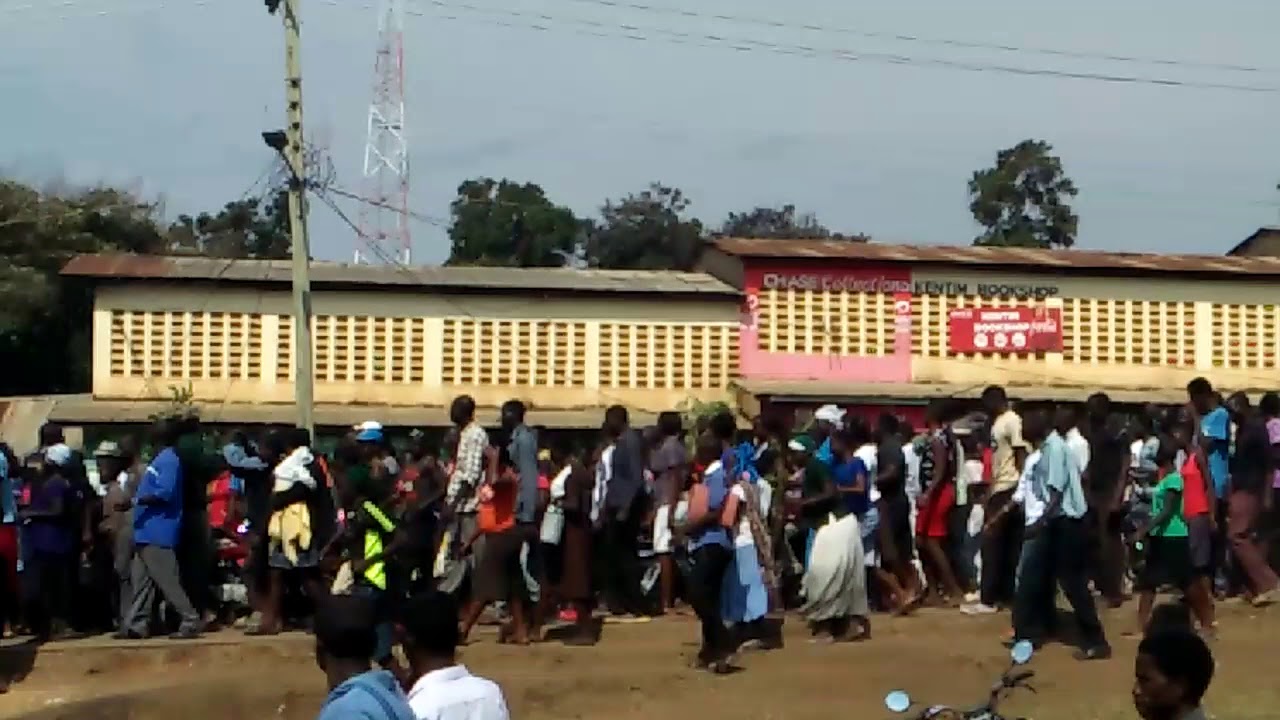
[{"x1": 601, "y1": 405, "x2": 649, "y2": 618}]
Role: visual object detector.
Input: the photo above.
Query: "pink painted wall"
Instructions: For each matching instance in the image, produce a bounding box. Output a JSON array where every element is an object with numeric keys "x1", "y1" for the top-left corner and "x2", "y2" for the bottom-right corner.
[{"x1": 739, "y1": 261, "x2": 913, "y2": 382}]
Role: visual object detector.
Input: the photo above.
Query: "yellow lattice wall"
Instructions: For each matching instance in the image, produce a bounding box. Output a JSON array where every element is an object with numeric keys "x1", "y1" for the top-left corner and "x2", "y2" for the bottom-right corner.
[
  {"x1": 598, "y1": 323, "x2": 738, "y2": 390},
  {"x1": 1060, "y1": 299, "x2": 1195, "y2": 367},
  {"x1": 1211, "y1": 303, "x2": 1280, "y2": 370},
  {"x1": 440, "y1": 319, "x2": 588, "y2": 387},
  {"x1": 756, "y1": 288, "x2": 895, "y2": 356},
  {"x1": 100, "y1": 301, "x2": 737, "y2": 404},
  {"x1": 109, "y1": 310, "x2": 264, "y2": 380}
]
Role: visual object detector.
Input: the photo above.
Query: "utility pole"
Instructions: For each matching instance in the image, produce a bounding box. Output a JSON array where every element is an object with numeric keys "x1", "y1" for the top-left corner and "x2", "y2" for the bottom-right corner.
[{"x1": 266, "y1": 0, "x2": 314, "y2": 435}]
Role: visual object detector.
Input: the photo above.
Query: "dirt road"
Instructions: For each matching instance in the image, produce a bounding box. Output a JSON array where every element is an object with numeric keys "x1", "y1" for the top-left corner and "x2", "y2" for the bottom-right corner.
[{"x1": 4, "y1": 602, "x2": 1279, "y2": 719}]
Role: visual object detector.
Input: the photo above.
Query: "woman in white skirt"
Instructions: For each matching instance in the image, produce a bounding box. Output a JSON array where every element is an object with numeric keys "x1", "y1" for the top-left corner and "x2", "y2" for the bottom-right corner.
[{"x1": 801, "y1": 504, "x2": 870, "y2": 642}]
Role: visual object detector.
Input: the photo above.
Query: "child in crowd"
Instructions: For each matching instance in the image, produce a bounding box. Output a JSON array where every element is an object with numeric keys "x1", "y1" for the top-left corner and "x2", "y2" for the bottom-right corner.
[
  {"x1": 1131, "y1": 437, "x2": 1215, "y2": 637},
  {"x1": 1132, "y1": 628, "x2": 1214, "y2": 720}
]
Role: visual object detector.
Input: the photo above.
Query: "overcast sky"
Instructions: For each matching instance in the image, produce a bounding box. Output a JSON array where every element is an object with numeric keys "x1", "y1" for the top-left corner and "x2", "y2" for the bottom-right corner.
[{"x1": 3, "y1": 0, "x2": 1278, "y2": 264}]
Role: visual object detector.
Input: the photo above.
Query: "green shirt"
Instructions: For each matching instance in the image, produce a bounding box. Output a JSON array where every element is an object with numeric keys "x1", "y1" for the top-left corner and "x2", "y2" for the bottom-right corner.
[{"x1": 1151, "y1": 472, "x2": 1189, "y2": 538}]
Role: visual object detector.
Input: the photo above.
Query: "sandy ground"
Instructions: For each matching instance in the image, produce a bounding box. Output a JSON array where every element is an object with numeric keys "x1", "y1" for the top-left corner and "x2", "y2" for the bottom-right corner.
[{"x1": 3, "y1": 600, "x2": 1280, "y2": 720}]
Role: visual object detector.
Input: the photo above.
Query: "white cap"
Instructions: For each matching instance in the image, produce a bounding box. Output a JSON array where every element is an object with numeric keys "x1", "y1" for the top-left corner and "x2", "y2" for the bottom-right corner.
[
  {"x1": 813, "y1": 404, "x2": 847, "y2": 429},
  {"x1": 353, "y1": 420, "x2": 383, "y2": 432}
]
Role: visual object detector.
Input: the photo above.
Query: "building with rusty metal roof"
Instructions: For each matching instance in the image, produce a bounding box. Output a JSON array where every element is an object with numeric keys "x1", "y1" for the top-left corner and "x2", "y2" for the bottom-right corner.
[
  {"x1": 54, "y1": 253, "x2": 742, "y2": 430},
  {"x1": 702, "y1": 237, "x2": 1280, "y2": 427}
]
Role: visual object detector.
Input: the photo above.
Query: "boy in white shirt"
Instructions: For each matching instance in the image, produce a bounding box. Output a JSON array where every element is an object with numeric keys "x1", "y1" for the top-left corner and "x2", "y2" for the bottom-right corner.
[{"x1": 402, "y1": 591, "x2": 509, "y2": 720}]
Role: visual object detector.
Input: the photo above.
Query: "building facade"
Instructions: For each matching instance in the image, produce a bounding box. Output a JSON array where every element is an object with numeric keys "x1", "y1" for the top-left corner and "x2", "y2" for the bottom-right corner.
[
  {"x1": 702, "y1": 238, "x2": 1280, "y2": 423},
  {"x1": 58, "y1": 254, "x2": 742, "y2": 428}
]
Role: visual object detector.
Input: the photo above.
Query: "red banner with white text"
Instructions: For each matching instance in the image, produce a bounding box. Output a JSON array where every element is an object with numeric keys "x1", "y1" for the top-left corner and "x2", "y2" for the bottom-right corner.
[{"x1": 948, "y1": 307, "x2": 1062, "y2": 354}]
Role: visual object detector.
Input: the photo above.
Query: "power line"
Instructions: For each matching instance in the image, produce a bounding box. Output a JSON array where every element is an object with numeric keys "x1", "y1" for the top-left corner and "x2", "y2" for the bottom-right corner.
[
  {"x1": 12, "y1": 0, "x2": 1280, "y2": 94},
  {"x1": 546, "y1": 0, "x2": 1280, "y2": 75},
  {"x1": 410, "y1": 0, "x2": 1280, "y2": 94}
]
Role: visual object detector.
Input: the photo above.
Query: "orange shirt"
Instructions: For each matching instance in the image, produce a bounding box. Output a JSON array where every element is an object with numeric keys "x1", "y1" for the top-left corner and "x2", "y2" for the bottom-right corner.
[{"x1": 477, "y1": 475, "x2": 517, "y2": 534}]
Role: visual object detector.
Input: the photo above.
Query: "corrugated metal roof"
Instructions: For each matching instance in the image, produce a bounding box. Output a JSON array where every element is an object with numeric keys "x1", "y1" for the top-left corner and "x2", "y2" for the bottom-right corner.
[
  {"x1": 61, "y1": 253, "x2": 740, "y2": 297},
  {"x1": 712, "y1": 237, "x2": 1280, "y2": 277}
]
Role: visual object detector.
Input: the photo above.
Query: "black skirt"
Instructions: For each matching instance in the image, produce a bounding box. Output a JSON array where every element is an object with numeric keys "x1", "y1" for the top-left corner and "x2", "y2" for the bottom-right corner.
[{"x1": 1137, "y1": 535, "x2": 1192, "y2": 592}]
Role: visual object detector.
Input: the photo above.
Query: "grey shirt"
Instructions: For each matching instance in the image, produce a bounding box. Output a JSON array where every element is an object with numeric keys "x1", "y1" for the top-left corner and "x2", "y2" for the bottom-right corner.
[{"x1": 509, "y1": 424, "x2": 540, "y2": 524}]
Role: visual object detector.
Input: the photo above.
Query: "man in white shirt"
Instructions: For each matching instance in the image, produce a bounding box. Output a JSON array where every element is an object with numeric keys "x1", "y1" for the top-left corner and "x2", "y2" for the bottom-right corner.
[{"x1": 402, "y1": 591, "x2": 510, "y2": 720}]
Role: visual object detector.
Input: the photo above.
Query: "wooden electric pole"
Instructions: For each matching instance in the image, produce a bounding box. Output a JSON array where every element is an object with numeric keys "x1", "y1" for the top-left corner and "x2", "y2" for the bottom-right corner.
[{"x1": 269, "y1": 0, "x2": 315, "y2": 435}]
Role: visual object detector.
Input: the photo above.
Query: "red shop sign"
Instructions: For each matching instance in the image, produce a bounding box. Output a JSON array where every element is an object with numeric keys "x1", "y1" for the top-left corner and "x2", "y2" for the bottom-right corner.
[{"x1": 949, "y1": 307, "x2": 1062, "y2": 354}]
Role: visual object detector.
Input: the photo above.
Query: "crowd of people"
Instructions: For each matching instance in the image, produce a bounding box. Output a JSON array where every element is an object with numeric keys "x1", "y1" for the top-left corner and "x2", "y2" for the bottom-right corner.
[{"x1": 0, "y1": 376, "x2": 1269, "y2": 713}]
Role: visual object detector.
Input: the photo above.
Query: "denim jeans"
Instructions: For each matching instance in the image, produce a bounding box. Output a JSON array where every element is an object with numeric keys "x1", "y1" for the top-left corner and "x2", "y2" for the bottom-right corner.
[{"x1": 1012, "y1": 529, "x2": 1053, "y2": 642}]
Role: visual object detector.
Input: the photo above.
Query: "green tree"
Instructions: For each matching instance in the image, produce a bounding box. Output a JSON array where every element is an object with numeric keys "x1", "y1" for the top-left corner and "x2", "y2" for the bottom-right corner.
[
  {"x1": 446, "y1": 178, "x2": 581, "y2": 266},
  {"x1": 0, "y1": 179, "x2": 171, "y2": 394},
  {"x1": 167, "y1": 190, "x2": 291, "y2": 259},
  {"x1": 968, "y1": 139, "x2": 1078, "y2": 249},
  {"x1": 719, "y1": 204, "x2": 868, "y2": 241},
  {"x1": 588, "y1": 183, "x2": 704, "y2": 270},
  {"x1": 0, "y1": 174, "x2": 290, "y2": 396}
]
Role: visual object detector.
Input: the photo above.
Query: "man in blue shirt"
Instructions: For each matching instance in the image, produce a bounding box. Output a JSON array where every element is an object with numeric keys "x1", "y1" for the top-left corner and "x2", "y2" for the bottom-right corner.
[
  {"x1": 1034, "y1": 406, "x2": 1110, "y2": 661},
  {"x1": 1188, "y1": 379, "x2": 1231, "y2": 501},
  {"x1": 118, "y1": 419, "x2": 202, "y2": 639}
]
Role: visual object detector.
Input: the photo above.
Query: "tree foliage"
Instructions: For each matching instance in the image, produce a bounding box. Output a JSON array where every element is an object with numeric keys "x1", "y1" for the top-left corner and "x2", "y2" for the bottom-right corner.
[
  {"x1": 719, "y1": 204, "x2": 868, "y2": 241},
  {"x1": 167, "y1": 190, "x2": 291, "y2": 259},
  {"x1": 446, "y1": 178, "x2": 581, "y2": 267},
  {"x1": 587, "y1": 183, "x2": 704, "y2": 271},
  {"x1": 0, "y1": 174, "x2": 295, "y2": 396},
  {"x1": 968, "y1": 139, "x2": 1078, "y2": 249}
]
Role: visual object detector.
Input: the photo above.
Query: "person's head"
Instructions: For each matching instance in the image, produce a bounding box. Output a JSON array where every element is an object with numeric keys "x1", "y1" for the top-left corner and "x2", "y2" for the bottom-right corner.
[
  {"x1": 1225, "y1": 391, "x2": 1252, "y2": 423},
  {"x1": 287, "y1": 426, "x2": 312, "y2": 452},
  {"x1": 787, "y1": 434, "x2": 815, "y2": 466},
  {"x1": 1085, "y1": 392, "x2": 1111, "y2": 425},
  {"x1": 658, "y1": 411, "x2": 682, "y2": 440},
  {"x1": 811, "y1": 405, "x2": 845, "y2": 439},
  {"x1": 93, "y1": 441, "x2": 129, "y2": 480},
  {"x1": 708, "y1": 411, "x2": 736, "y2": 446},
  {"x1": 830, "y1": 427, "x2": 853, "y2": 458},
  {"x1": 604, "y1": 405, "x2": 629, "y2": 438},
  {"x1": 874, "y1": 413, "x2": 899, "y2": 442},
  {"x1": 695, "y1": 431, "x2": 721, "y2": 466},
  {"x1": 1047, "y1": 404, "x2": 1073, "y2": 435},
  {"x1": 981, "y1": 385, "x2": 1008, "y2": 415},
  {"x1": 398, "y1": 590, "x2": 460, "y2": 673},
  {"x1": 897, "y1": 419, "x2": 915, "y2": 441},
  {"x1": 313, "y1": 594, "x2": 380, "y2": 687},
  {"x1": 42, "y1": 443, "x2": 73, "y2": 475},
  {"x1": 549, "y1": 435, "x2": 577, "y2": 468},
  {"x1": 500, "y1": 399, "x2": 526, "y2": 431},
  {"x1": 1153, "y1": 434, "x2": 1179, "y2": 473},
  {"x1": 229, "y1": 428, "x2": 251, "y2": 448},
  {"x1": 1147, "y1": 601, "x2": 1194, "y2": 635},
  {"x1": 1021, "y1": 409, "x2": 1049, "y2": 447},
  {"x1": 1167, "y1": 416, "x2": 1194, "y2": 452},
  {"x1": 150, "y1": 417, "x2": 180, "y2": 449},
  {"x1": 1260, "y1": 391, "x2": 1280, "y2": 420},
  {"x1": 449, "y1": 395, "x2": 476, "y2": 427},
  {"x1": 924, "y1": 398, "x2": 952, "y2": 430},
  {"x1": 1186, "y1": 377, "x2": 1216, "y2": 415},
  {"x1": 845, "y1": 416, "x2": 871, "y2": 448},
  {"x1": 1129, "y1": 413, "x2": 1155, "y2": 440},
  {"x1": 38, "y1": 423, "x2": 65, "y2": 449},
  {"x1": 1133, "y1": 629, "x2": 1214, "y2": 720}
]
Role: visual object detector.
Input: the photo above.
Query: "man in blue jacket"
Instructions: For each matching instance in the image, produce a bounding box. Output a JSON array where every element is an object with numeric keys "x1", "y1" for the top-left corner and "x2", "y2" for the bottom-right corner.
[
  {"x1": 117, "y1": 418, "x2": 202, "y2": 639},
  {"x1": 315, "y1": 594, "x2": 415, "y2": 720}
]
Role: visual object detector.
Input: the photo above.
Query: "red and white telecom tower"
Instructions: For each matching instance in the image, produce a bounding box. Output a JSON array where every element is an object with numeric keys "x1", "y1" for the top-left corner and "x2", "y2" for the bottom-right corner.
[{"x1": 356, "y1": 0, "x2": 411, "y2": 265}]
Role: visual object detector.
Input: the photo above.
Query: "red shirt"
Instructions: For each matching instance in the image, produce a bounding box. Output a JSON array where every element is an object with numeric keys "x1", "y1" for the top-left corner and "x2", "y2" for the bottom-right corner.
[
  {"x1": 207, "y1": 471, "x2": 237, "y2": 531},
  {"x1": 1181, "y1": 454, "x2": 1210, "y2": 518}
]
